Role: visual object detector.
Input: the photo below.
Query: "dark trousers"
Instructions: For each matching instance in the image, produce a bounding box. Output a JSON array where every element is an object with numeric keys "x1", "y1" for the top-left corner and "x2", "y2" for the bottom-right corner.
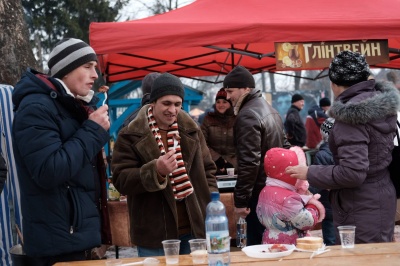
[
  {"x1": 246, "y1": 196, "x2": 264, "y2": 246},
  {"x1": 322, "y1": 207, "x2": 336, "y2": 245},
  {"x1": 26, "y1": 250, "x2": 87, "y2": 266}
]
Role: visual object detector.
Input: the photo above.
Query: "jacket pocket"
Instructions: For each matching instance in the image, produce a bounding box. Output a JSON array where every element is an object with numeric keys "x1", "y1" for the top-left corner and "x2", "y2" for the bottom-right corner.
[
  {"x1": 330, "y1": 189, "x2": 353, "y2": 225},
  {"x1": 67, "y1": 185, "x2": 83, "y2": 233}
]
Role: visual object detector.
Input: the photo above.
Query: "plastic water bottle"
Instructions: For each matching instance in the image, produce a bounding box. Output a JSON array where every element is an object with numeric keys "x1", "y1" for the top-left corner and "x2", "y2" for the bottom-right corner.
[
  {"x1": 205, "y1": 192, "x2": 230, "y2": 266},
  {"x1": 236, "y1": 217, "x2": 247, "y2": 248}
]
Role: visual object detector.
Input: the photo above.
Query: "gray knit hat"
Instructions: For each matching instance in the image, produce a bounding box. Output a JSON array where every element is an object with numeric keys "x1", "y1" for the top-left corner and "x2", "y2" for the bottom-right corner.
[
  {"x1": 223, "y1": 65, "x2": 255, "y2": 89},
  {"x1": 328, "y1": 50, "x2": 370, "y2": 87},
  {"x1": 48, "y1": 38, "x2": 97, "y2": 79},
  {"x1": 150, "y1": 73, "x2": 185, "y2": 102}
]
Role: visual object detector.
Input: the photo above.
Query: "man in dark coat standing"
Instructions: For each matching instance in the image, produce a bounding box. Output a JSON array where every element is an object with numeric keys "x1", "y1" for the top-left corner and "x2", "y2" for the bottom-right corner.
[
  {"x1": 284, "y1": 94, "x2": 307, "y2": 147},
  {"x1": 12, "y1": 38, "x2": 111, "y2": 265},
  {"x1": 224, "y1": 65, "x2": 290, "y2": 246}
]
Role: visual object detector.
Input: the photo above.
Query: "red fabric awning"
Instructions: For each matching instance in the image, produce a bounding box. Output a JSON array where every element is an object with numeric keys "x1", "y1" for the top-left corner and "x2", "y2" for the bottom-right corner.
[{"x1": 89, "y1": 0, "x2": 400, "y2": 83}]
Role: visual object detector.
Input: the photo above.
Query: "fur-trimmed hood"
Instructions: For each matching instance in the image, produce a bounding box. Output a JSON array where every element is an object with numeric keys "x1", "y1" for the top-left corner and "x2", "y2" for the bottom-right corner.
[{"x1": 328, "y1": 80, "x2": 400, "y2": 125}]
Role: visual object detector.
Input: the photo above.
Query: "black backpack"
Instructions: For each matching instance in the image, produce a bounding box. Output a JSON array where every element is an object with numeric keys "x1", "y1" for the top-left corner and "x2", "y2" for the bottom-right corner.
[{"x1": 389, "y1": 121, "x2": 400, "y2": 198}]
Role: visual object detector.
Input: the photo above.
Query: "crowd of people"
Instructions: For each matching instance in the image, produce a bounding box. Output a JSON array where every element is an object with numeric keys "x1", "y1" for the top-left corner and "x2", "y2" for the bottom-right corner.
[{"x1": 4, "y1": 36, "x2": 400, "y2": 265}]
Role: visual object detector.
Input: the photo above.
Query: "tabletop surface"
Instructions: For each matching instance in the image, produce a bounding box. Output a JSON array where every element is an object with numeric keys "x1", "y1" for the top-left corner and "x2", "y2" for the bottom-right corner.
[{"x1": 54, "y1": 242, "x2": 400, "y2": 266}]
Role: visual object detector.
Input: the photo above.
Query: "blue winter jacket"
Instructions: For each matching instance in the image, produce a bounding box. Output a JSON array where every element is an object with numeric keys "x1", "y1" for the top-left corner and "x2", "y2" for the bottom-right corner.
[{"x1": 12, "y1": 69, "x2": 110, "y2": 257}]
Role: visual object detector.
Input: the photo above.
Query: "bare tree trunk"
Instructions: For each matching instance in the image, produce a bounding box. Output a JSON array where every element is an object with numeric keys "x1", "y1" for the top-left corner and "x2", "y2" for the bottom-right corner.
[
  {"x1": 0, "y1": 0, "x2": 37, "y2": 86},
  {"x1": 294, "y1": 70, "x2": 302, "y2": 91}
]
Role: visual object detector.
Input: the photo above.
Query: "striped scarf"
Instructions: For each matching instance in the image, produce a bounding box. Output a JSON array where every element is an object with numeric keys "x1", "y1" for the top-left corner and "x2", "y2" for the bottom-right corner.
[{"x1": 147, "y1": 106, "x2": 193, "y2": 200}]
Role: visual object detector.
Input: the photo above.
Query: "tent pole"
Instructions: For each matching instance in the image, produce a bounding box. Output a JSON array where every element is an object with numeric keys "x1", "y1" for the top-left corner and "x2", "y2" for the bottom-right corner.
[{"x1": 230, "y1": 44, "x2": 235, "y2": 69}]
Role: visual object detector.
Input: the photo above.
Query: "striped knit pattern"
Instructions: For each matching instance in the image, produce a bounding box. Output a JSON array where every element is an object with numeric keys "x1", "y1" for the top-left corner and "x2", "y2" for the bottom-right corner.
[
  {"x1": 48, "y1": 38, "x2": 97, "y2": 79},
  {"x1": 147, "y1": 106, "x2": 193, "y2": 200},
  {"x1": 0, "y1": 85, "x2": 22, "y2": 265}
]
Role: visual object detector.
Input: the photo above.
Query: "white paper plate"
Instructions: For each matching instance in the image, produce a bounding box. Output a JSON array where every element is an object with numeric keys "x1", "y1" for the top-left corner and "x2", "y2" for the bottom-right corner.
[{"x1": 242, "y1": 244, "x2": 295, "y2": 259}]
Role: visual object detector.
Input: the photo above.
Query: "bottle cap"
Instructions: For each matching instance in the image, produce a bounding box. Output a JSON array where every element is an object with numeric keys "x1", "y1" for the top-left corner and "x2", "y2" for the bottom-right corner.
[{"x1": 211, "y1": 191, "x2": 220, "y2": 201}]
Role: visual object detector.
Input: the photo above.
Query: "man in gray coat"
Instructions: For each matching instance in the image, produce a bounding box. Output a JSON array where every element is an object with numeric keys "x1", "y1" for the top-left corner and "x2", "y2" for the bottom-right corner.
[{"x1": 224, "y1": 65, "x2": 290, "y2": 246}]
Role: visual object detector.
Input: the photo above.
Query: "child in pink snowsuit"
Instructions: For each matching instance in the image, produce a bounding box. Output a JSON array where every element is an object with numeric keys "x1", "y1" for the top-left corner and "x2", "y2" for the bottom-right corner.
[{"x1": 256, "y1": 147, "x2": 325, "y2": 245}]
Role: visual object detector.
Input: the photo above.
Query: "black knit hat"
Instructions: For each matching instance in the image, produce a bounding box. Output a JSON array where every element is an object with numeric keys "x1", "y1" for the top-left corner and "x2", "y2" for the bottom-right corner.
[
  {"x1": 291, "y1": 94, "x2": 304, "y2": 103},
  {"x1": 319, "y1": 97, "x2": 331, "y2": 107},
  {"x1": 150, "y1": 73, "x2": 185, "y2": 102},
  {"x1": 142, "y1": 73, "x2": 161, "y2": 95},
  {"x1": 328, "y1": 50, "x2": 370, "y2": 87},
  {"x1": 48, "y1": 38, "x2": 97, "y2": 79},
  {"x1": 223, "y1": 65, "x2": 255, "y2": 88}
]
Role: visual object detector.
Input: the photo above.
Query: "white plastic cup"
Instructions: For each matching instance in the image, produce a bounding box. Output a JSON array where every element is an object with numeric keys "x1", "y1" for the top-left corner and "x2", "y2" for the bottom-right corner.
[
  {"x1": 338, "y1": 225, "x2": 356, "y2": 248},
  {"x1": 162, "y1": 239, "x2": 181, "y2": 264},
  {"x1": 105, "y1": 259, "x2": 122, "y2": 266},
  {"x1": 227, "y1": 168, "x2": 235, "y2": 178},
  {"x1": 189, "y1": 239, "x2": 207, "y2": 264}
]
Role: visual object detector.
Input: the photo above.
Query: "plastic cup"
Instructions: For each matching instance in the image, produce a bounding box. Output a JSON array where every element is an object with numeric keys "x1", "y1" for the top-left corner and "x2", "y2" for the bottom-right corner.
[
  {"x1": 227, "y1": 168, "x2": 235, "y2": 178},
  {"x1": 338, "y1": 225, "x2": 356, "y2": 248},
  {"x1": 162, "y1": 239, "x2": 181, "y2": 264},
  {"x1": 189, "y1": 239, "x2": 207, "y2": 264},
  {"x1": 105, "y1": 259, "x2": 122, "y2": 266}
]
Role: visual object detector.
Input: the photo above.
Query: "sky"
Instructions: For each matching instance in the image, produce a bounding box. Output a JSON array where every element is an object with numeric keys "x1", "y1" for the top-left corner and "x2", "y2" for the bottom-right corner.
[{"x1": 116, "y1": 0, "x2": 195, "y2": 21}]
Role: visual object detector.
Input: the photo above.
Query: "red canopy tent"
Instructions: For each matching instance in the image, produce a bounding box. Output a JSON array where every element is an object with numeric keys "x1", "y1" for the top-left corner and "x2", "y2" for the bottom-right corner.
[{"x1": 89, "y1": 0, "x2": 400, "y2": 83}]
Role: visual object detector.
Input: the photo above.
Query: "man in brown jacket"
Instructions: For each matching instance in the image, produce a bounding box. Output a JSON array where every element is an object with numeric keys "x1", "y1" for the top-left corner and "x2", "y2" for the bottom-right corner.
[{"x1": 111, "y1": 73, "x2": 218, "y2": 257}]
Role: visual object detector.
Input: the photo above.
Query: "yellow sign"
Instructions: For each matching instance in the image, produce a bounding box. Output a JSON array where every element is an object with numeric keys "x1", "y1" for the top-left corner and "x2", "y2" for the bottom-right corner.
[{"x1": 275, "y1": 40, "x2": 389, "y2": 70}]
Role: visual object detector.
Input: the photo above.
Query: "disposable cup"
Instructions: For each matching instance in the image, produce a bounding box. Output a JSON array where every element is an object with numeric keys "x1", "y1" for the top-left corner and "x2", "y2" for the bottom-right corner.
[
  {"x1": 162, "y1": 239, "x2": 181, "y2": 264},
  {"x1": 105, "y1": 259, "x2": 122, "y2": 266},
  {"x1": 189, "y1": 239, "x2": 207, "y2": 264},
  {"x1": 227, "y1": 168, "x2": 235, "y2": 178},
  {"x1": 338, "y1": 225, "x2": 356, "y2": 248}
]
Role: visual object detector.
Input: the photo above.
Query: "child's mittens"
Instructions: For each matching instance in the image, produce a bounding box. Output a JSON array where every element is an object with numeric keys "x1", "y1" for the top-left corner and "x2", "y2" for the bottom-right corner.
[{"x1": 306, "y1": 197, "x2": 326, "y2": 223}]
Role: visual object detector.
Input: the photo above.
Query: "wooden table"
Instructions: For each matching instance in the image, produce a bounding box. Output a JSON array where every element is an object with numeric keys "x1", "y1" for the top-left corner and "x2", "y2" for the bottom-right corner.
[{"x1": 55, "y1": 242, "x2": 400, "y2": 266}]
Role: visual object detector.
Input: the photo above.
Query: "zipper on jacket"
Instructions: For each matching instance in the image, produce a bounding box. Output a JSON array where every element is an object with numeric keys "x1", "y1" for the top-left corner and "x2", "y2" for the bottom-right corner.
[
  {"x1": 67, "y1": 185, "x2": 82, "y2": 233},
  {"x1": 67, "y1": 185, "x2": 75, "y2": 234}
]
